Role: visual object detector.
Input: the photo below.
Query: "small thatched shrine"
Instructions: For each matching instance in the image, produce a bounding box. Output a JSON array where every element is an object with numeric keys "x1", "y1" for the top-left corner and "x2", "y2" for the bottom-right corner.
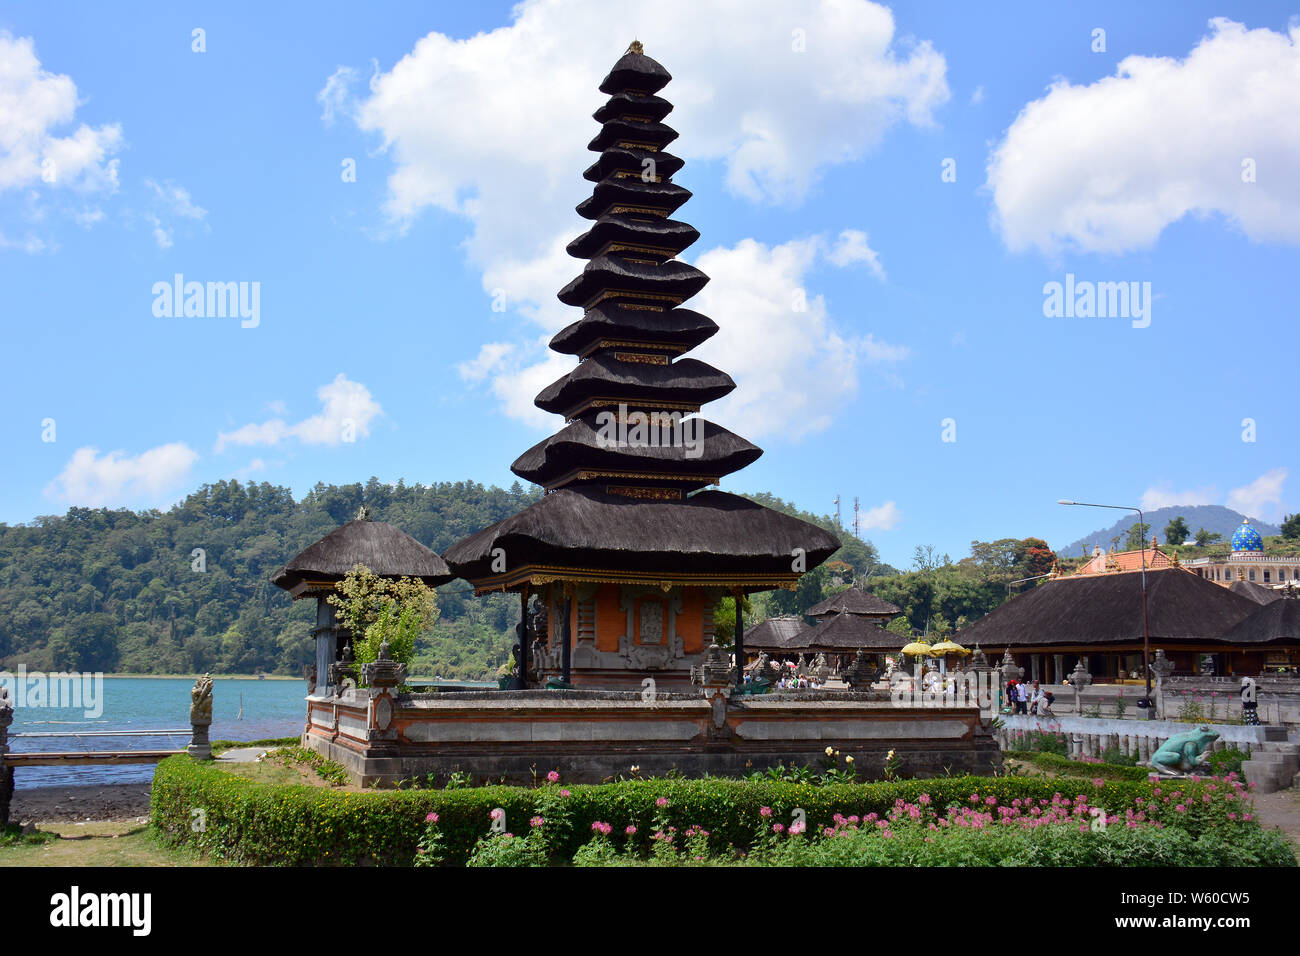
[{"x1": 272, "y1": 507, "x2": 453, "y2": 692}]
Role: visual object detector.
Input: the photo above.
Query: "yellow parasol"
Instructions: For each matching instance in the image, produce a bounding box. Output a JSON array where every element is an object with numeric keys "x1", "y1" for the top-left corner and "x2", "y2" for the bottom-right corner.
[
  {"x1": 930, "y1": 637, "x2": 969, "y2": 657},
  {"x1": 900, "y1": 639, "x2": 935, "y2": 657}
]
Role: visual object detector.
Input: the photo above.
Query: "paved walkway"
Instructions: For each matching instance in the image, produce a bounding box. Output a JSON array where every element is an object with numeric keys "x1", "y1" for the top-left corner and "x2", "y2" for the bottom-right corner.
[
  {"x1": 1252, "y1": 786, "x2": 1300, "y2": 853},
  {"x1": 215, "y1": 746, "x2": 283, "y2": 763}
]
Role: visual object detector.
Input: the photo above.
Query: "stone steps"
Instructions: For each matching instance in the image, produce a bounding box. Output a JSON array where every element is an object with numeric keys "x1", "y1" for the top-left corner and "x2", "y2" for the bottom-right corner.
[{"x1": 1242, "y1": 741, "x2": 1300, "y2": 793}]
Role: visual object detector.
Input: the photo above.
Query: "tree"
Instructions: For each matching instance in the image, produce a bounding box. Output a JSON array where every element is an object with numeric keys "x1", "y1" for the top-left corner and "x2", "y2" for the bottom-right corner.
[
  {"x1": 1282, "y1": 513, "x2": 1300, "y2": 540},
  {"x1": 1193, "y1": 528, "x2": 1223, "y2": 547},
  {"x1": 1124, "y1": 522, "x2": 1151, "y2": 550},
  {"x1": 1164, "y1": 516, "x2": 1190, "y2": 546}
]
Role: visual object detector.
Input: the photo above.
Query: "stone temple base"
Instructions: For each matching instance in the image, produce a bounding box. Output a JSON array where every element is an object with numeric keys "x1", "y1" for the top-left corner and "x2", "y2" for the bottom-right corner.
[{"x1": 302, "y1": 689, "x2": 1002, "y2": 787}]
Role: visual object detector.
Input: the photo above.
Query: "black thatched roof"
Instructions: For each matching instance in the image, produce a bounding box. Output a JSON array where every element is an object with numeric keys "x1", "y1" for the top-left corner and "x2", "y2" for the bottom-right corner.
[
  {"x1": 797, "y1": 611, "x2": 899, "y2": 652},
  {"x1": 591, "y1": 91, "x2": 673, "y2": 125},
  {"x1": 600, "y1": 46, "x2": 672, "y2": 95},
  {"x1": 954, "y1": 568, "x2": 1262, "y2": 648},
  {"x1": 565, "y1": 215, "x2": 698, "y2": 261},
  {"x1": 443, "y1": 487, "x2": 840, "y2": 582},
  {"x1": 806, "y1": 588, "x2": 900, "y2": 619},
  {"x1": 272, "y1": 518, "x2": 454, "y2": 594},
  {"x1": 511, "y1": 417, "x2": 761, "y2": 488},
  {"x1": 550, "y1": 303, "x2": 715, "y2": 357},
  {"x1": 1220, "y1": 597, "x2": 1300, "y2": 644},
  {"x1": 1229, "y1": 579, "x2": 1282, "y2": 604},
  {"x1": 558, "y1": 253, "x2": 706, "y2": 306},
  {"x1": 534, "y1": 354, "x2": 734, "y2": 416},
  {"x1": 743, "y1": 616, "x2": 808, "y2": 651}
]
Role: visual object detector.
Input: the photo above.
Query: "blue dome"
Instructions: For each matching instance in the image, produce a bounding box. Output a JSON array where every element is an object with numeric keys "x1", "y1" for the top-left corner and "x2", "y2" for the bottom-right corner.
[{"x1": 1232, "y1": 520, "x2": 1264, "y2": 552}]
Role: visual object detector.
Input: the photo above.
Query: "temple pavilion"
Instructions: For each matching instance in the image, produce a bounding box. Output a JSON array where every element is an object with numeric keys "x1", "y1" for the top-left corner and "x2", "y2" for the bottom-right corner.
[{"x1": 444, "y1": 42, "x2": 839, "y2": 690}]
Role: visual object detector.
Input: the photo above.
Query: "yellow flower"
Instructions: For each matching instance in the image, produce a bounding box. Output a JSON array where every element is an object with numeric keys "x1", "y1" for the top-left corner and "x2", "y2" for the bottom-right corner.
[
  {"x1": 845, "y1": 755, "x2": 854, "y2": 764},
  {"x1": 825, "y1": 746, "x2": 834, "y2": 756}
]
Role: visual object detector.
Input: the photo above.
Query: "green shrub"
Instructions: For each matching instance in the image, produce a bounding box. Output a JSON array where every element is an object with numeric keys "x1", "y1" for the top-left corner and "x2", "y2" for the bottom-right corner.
[
  {"x1": 1008, "y1": 751, "x2": 1152, "y2": 781},
  {"x1": 1209, "y1": 748, "x2": 1246, "y2": 776},
  {"x1": 151, "y1": 757, "x2": 1273, "y2": 866}
]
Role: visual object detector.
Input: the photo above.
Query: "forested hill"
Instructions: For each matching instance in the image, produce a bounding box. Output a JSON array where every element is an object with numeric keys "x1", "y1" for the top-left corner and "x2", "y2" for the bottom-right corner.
[{"x1": 0, "y1": 479, "x2": 881, "y2": 678}]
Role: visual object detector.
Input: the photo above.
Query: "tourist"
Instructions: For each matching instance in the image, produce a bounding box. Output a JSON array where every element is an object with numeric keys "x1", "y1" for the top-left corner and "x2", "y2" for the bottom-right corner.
[
  {"x1": 1014, "y1": 680, "x2": 1029, "y2": 715},
  {"x1": 1038, "y1": 690, "x2": 1055, "y2": 717},
  {"x1": 1028, "y1": 680, "x2": 1043, "y2": 714},
  {"x1": 1241, "y1": 677, "x2": 1260, "y2": 726}
]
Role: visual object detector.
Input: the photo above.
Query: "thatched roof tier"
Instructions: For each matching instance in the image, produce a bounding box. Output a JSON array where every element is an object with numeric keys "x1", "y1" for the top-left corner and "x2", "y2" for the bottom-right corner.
[
  {"x1": 557, "y1": 254, "x2": 707, "y2": 308},
  {"x1": 565, "y1": 213, "x2": 698, "y2": 262},
  {"x1": 599, "y1": 46, "x2": 672, "y2": 95},
  {"x1": 586, "y1": 118, "x2": 680, "y2": 154},
  {"x1": 550, "y1": 304, "x2": 715, "y2": 357},
  {"x1": 1220, "y1": 597, "x2": 1300, "y2": 645},
  {"x1": 797, "y1": 611, "x2": 898, "y2": 652},
  {"x1": 582, "y1": 146, "x2": 685, "y2": 187},
  {"x1": 744, "y1": 616, "x2": 809, "y2": 651},
  {"x1": 806, "y1": 588, "x2": 901, "y2": 619},
  {"x1": 511, "y1": 417, "x2": 760, "y2": 489},
  {"x1": 534, "y1": 354, "x2": 734, "y2": 417},
  {"x1": 1229, "y1": 579, "x2": 1282, "y2": 605},
  {"x1": 444, "y1": 487, "x2": 839, "y2": 588},
  {"x1": 954, "y1": 567, "x2": 1262, "y2": 649},
  {"x1": 591, "y1": 91, "x2": 673, "y2": 126},
  {"x1": 272, "y1": 517, "x2": 454, "y2": 597}
]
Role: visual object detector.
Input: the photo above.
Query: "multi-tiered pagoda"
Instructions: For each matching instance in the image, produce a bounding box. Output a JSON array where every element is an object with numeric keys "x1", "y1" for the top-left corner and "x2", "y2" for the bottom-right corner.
[{"x1": 445, "y1": 42, "x2": 838, "y2": 689}]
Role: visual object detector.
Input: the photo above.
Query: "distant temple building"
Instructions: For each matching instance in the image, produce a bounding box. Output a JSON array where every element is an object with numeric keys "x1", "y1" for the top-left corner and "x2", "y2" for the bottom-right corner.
[
  {"x1": 1184, "y1": 519, "x2": 1300, "y2": 588},
  {"x1": 444, "y1": 43, "x2": 838, "y2": 689}
]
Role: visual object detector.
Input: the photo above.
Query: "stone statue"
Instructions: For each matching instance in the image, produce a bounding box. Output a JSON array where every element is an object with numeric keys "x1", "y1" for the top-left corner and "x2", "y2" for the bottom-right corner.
[
  {"x1": 190, "y1": 674, "x2": 213, "y2": 723},
  {"x1": 1149, "y1": 726, "x2": 1220, "y2": 776},
  {"x1": 187, "y1": 674, "x2": 214, "y2": 760}
]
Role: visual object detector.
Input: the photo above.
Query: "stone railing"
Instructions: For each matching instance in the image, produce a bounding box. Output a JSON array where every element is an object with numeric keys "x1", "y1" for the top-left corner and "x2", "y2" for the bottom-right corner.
[{"x1": 996, "y1": 714, "x2": 1271, "y2": 762}]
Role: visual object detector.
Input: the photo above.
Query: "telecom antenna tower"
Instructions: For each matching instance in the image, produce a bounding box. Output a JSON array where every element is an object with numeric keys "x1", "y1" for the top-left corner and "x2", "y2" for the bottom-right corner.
[
  {"x1": 853, "y1": 497, "x2": 860, "y2": 538},
  {"x1": 833, "y1": 494, "x2": 841, "y2": 530}
]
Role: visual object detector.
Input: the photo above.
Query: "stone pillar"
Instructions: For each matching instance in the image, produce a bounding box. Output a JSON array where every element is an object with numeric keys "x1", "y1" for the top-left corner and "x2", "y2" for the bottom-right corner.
[
  {"x1": 0, "y1": 686, "x2": 13, "y2": 829},
  {"x1": 312, "y1": 594, "x2": 342, "y2": 694},
  {"x1": 361, "y1": 640, "x2": 406, "y2": 750},
  {"x1": 1150, "y1": 649, "x2": 1174, "y2": 720},
  {"x1": 187, "y1": 674, "x2": 214, "y2": 760},
  {"x1": 1053, "y1": 655, "x2": 1064, "y2": 685},
  {"x1": 1031, "y1": 655, "x2": 1041, "y2": 682}
]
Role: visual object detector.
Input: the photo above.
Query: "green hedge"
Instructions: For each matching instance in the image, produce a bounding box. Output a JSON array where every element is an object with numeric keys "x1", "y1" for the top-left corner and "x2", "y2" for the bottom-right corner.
[
  {"x1": 1007, "y1": 751, "x2": 1155, "y2": 781},
  {"x1": 150, "y1": 756, "x2": 1265, "y2": 867}
]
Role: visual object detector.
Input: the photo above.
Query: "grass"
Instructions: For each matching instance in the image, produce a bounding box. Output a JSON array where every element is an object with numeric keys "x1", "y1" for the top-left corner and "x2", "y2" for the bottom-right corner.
[{"x1": 0, "y1": 821, "x2": 221, "y2": 867}]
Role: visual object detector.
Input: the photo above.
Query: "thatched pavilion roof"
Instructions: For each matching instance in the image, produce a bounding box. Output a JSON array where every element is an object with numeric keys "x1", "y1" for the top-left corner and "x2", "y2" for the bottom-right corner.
[
  {"x1": 444, "y1": 487, "x2": 840, "y2": 589},
  {"x1": 797, "y1": 611, "x2": 898, "y2": 652},
  {"x1": 806, "y1": 588, "x2": 900, "y2": 619},
  {"x1": 1229, "y1": 579, "x2": 1282, "y2": 605},
  {"x1": 272, "y1": 516, "x2": 454, "y2": 597},
  {"x1": 1220, "y1": 597, "x2": 1300, "y2": 645},
  {"x1": 954, "y1": 567, "x2": 1261, "y2": 649},
  {"x1": 743, "y1": 616, "x2": 808, "y2": 651}
]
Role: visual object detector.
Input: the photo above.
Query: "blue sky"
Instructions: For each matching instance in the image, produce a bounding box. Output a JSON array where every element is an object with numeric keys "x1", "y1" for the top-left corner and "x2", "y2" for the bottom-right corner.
[{"x1": 1, "y1": 0, "x2": 1296, "y2": 570}]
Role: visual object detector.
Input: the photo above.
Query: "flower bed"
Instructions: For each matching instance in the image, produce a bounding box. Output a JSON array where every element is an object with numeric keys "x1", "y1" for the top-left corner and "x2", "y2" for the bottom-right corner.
[{"x1": 150, "y1": 756, "x2": 1291, "y2": 867}]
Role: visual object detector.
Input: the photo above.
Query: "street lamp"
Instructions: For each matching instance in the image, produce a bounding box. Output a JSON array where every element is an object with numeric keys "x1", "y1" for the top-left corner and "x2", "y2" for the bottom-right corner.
[{"x1": 1058, "y1": 499, "x2": 1155, "y2": 719}]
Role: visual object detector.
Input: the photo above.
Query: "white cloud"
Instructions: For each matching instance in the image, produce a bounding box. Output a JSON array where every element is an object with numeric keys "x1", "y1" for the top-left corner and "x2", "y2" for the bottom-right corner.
[
  {"x1": 147, "y1": 213, "x2": 172, "y2": 249},
  {"x1": 476, "y1": 235, "x2": 909, "y2": 438},
  {"x1": 215, "y1": 374, "x2": 383, "y2": 451},
  {"x1": 859, "y1": 500, "x2": 901, "y2": 531},
  {"x1": 0, "y1": 32, "x2": 123, "y2": 195},
  {"x1": 145, "y1": 179, "x2": 206, "y2": 220},
  {"x1": 826, "y1": 229, "x2": 886, "y2": 280},
  {"x1": 333, "y1": 0, "x2": 945, "y2": 287},
  {"x1": 969, "y1": 85, "x2": 984, "y2": 105},
  {"x1": 987, "y1": 19, "x2": 1300, "y2": 255},
  {"x1": 457, "y1": 342, "x2": 516, "y2": 383},
  {"x1": 47, "y1": 442, "x2": 198, "y2": 507},
  {"x1": 1140, "y1": 481, "x2": 1218, "y2": 513},
  {"x1": 1227, "y1": 467, "x2": 1288, "y2": 521},
  {"x1": 317, "y1": 66, "x2": 359, "y2": 126}
]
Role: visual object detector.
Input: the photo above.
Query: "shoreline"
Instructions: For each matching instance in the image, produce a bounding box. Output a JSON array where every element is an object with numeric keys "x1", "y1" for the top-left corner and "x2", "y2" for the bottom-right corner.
[{"x1": 9, "y1": 781, "x2": 154, "y2": 823}]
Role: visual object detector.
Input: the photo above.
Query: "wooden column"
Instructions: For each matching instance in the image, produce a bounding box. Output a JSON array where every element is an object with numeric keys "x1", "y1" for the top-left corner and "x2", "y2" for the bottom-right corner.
[
  {"x1": 560, "y1": 587, "x2": 572, "y2": 686},
  {"x1": 733, "y1": 588, "x2": 745, "y2": 687}
]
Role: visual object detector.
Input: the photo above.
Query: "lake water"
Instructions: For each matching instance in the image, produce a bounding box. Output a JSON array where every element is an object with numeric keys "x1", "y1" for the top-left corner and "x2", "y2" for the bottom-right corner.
[{"x1": 4, "y1": 677, "x2": 308, "y2": 789}]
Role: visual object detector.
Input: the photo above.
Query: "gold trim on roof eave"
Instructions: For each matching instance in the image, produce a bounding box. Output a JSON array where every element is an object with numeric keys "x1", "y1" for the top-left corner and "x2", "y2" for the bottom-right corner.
[{"x1": 466, "y1": 563, "x2": 801, "y2": 595}]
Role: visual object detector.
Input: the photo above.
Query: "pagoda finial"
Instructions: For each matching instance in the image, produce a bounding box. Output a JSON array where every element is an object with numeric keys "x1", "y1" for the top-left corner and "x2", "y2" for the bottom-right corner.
[
  {"x1": 356, "y1": 505, "x2": 371, "y2": 521},
  {"x1": 627, "y1": 40, "x2": 644, "y2": 55}
]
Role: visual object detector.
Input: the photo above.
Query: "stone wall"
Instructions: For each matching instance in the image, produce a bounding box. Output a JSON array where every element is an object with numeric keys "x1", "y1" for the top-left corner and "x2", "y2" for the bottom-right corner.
[{"x1": 302, "y1": 688, "x2": 1002, "y2": 786}]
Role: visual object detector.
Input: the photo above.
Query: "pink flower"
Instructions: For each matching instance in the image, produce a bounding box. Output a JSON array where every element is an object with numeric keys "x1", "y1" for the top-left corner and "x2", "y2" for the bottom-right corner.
[
  {"x1": 530, "y1": 816, "x2": 545, "y2": 828},
  {"x1": 559, "y1": 789, "x2": 571, "y2": 797},
  {"x1": 759, "y1": 806, "x2": 772, "y2": 817},
  {"x1": 918, "y1": 794, "x2": 931, "y2": 806},
  {"x1": 546, "y1": 770, "x2": 560, "y2": 783},
  {"x1": 1092, "y1": 778, "x2": 1105, "y2": 788},
  {"x1": 489, "y1": 808, "x2": 504, "y2": 821},
  {"x1": 625, "y1": 825, "x2": 637, "y2": 835},
  {"x1": 772, "y1": 823, "x2": 785, "y2": 834},
  {"x1": 425, "y1": 812, "x2": 438, "y2": 823},
  {"x1": 656, "y1": 797, "x2": 669, "y2": 807}
]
